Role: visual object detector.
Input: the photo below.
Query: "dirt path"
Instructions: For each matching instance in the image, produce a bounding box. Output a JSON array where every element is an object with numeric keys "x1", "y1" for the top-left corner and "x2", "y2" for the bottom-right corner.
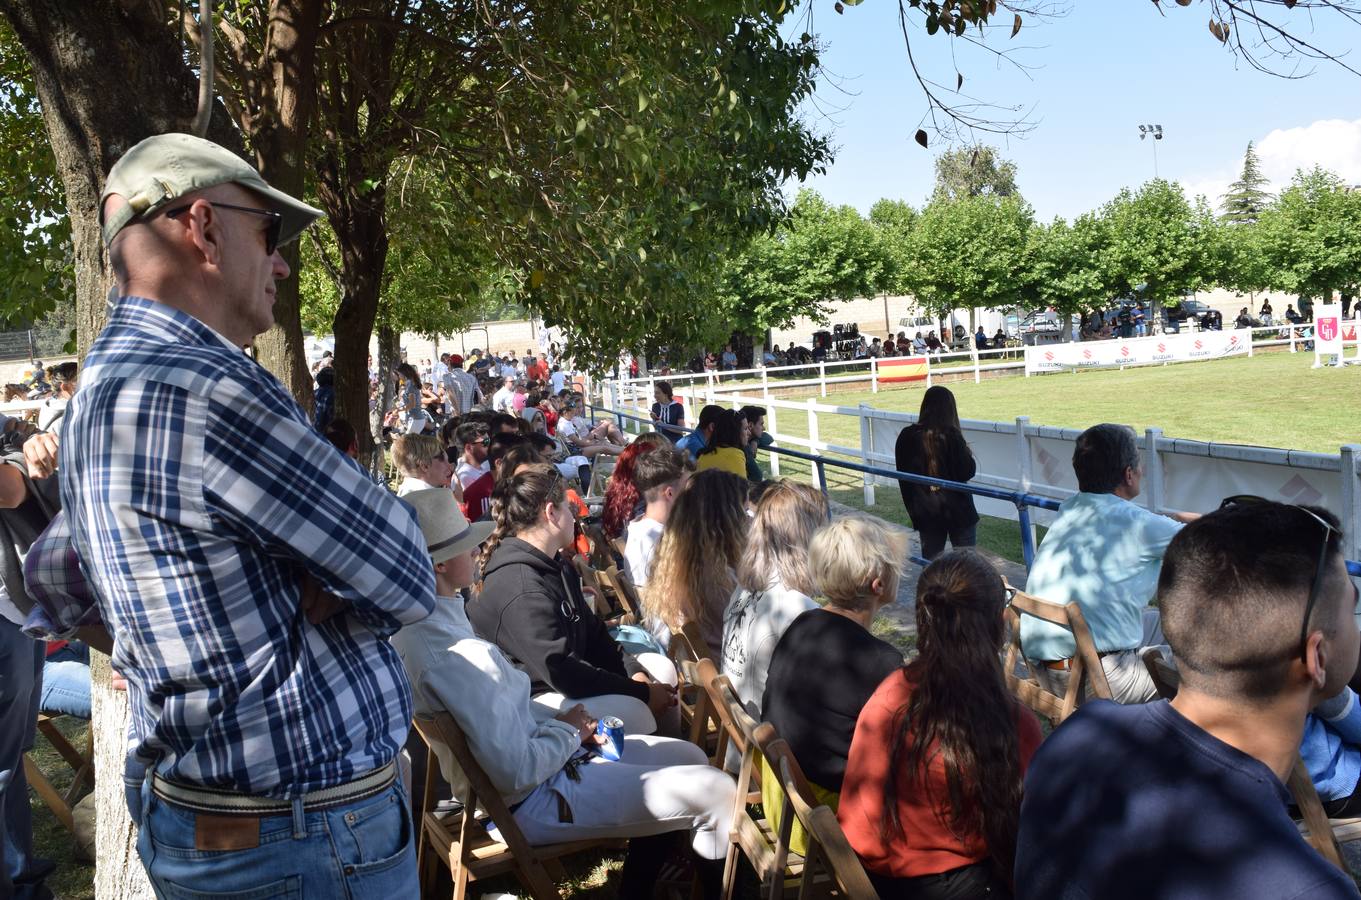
[{"x1": 827, "y1": 498, "x2": 1028, "y2": 640}]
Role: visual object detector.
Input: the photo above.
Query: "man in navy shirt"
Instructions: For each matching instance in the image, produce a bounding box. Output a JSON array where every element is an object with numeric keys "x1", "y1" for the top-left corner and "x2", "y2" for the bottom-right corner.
[{"x1": 1017, "y1": 500, "x2": 1361, "y2": 900}]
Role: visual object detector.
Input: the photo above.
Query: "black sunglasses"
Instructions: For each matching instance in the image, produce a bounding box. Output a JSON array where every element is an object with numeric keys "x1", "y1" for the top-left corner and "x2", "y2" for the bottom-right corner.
[
  {"x1": 165, "y1": 202, "x2": 283, "y2": 256},
  {"x1": 1219, "y1": 495, "x2": 1338, "y2": 663}
]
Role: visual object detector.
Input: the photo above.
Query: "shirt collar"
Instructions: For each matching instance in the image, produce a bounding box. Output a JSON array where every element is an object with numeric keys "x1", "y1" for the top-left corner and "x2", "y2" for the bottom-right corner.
[{"x1": 110, "y1": 296, "x2": 247, "y2": 354}]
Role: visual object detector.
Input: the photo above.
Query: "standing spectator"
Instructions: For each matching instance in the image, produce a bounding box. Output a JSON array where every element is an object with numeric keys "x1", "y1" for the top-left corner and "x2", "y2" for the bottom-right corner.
[
  {"x1": 622, "y1": 447, "x2": 689, "y2": 591},
  {"x1": 720, "y1": 481, "x2": 829, "y2": 720},
  {"x1": 468, "y1": 465, "x2": 676, "y2": 735},
  {"x1": 492, "y1": 374, "x2": 516, "y2": 414},
  {"x1": 761, "y1": 517, "x2": 906, "y2": 853},
  {"x1": 454, "y1": 421, "x2": 492, "y2": 489},
  {"x1": 511, "y1": 379, "x2": 529, "y2": 413},
  {"x1": 1016, "y1": 502, "x2": 1361, "y2": 900},
  {"x1": 549, "y1": 365, "x2": 567, "y2": 395},
  {"x1": 695, "y1": 410, "x2": 748, "y2": 479},
  {"x1": 643, "y1": 470, "x2": 749, "y2": 653},
  {"x1": 312, "y1": 366, "x2": 335, "y2": 430},
  {"x1": 1260, "y1": 299, "x2": 1274, "y2": 323},
  {"x1": 64, "y1": 133, "x2": 434, "y2": 894},
  {"x1": 1019, "y1": 424, "x2": 1197, "y2": 703},
  {"x1": 894, "y1": 386, "x2": 979, "y2": 560},
  {"x1": 674, "y1": 404, "x2": 723, "y2": 462},
  {"x1": 840, "y1": 550, "x2": 1042, "y2": 898},
  {"x1": 395, "y1": 362, "x2": 429, "y2": 433},
  {"x1": 443, "y1": 354, "x2": 478, "y2": 415},
  {"x1": 650, "y1": 381, "x2": 686, "y2": 443},
  {"x1": 739, "y1": 405, "x2": 774, "y2": 483}
]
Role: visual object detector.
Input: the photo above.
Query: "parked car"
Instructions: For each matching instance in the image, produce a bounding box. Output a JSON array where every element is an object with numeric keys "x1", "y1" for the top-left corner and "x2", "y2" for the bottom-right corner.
[
  {"x1": 1019, "y1": 311, "x2": 1063, "y2": 334},
  {"x1": 1160, "y1": 299, "x2": 1216, "y2": 331},
  {"x1": 897, "y1": 315, "x2": 936, "y2": 334}
]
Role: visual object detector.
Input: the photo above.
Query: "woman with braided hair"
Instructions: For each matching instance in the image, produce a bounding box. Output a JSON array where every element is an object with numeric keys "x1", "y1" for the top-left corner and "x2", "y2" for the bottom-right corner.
[
  {"x1": 467, "y1": 463, "x2": 677, "y2": 735},
  {"x1": 837, "y1": 550, "x2": 1043, "y2": 899}
]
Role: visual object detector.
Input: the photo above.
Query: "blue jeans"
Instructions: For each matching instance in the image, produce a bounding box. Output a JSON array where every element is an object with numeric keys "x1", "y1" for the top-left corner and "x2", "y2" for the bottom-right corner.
[
  {"x1": 134, "y1": 775, "x2": 418, "y2": 899},
  {"x1": 0, "y1": 618, "x2": 46, "y2": 898},
  {"x1": 40, "y1": 643, "x2": 90, "y2": 719}
]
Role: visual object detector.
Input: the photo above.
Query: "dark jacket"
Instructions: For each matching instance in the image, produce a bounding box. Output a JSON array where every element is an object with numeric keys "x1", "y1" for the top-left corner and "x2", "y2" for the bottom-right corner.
[
  {"x1": 894, "y1": 424, "x2": 979, "y2": 531},
  {"x1": 468, "y1": 537, "x2": 648, "y2": 702}
]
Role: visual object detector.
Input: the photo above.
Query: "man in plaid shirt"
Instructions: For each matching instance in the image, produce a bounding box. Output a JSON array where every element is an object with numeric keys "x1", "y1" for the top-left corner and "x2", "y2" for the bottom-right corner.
[{"x1": 57, "y1": 134, "x2": 435, "y2": 896}]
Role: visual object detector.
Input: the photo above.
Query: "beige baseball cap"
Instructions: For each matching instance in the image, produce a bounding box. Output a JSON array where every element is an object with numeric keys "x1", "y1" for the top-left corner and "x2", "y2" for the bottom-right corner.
[{"x1": 100, "y1": 132, "x2": 323, "y2": 248}]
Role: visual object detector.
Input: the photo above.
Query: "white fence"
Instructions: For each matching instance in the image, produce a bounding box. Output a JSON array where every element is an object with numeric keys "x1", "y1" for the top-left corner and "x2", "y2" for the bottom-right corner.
[
  {"x1": 619, "y1": 319, "x2": 1361, "y2": 402},
  {"x1": 601, "y1": 381, "x2": 1361, "y2": 562}
]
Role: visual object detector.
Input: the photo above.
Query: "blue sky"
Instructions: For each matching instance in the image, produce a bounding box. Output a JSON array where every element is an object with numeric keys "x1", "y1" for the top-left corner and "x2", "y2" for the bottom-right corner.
[{"x1": 792, "y1": 2, "x2": 1361, "y2": 221}]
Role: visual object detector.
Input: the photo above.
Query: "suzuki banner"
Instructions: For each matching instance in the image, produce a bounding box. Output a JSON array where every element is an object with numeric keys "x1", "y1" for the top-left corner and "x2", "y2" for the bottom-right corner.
[{"x1": 1024, "y1": 329, "x2": 1252, "y2": 375}]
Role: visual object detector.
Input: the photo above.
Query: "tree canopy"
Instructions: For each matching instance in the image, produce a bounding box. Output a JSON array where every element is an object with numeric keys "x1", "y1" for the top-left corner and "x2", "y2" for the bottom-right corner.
[
  {"x1": 932, "y1": 145, "x2": 1020, "y2": 202},
  {"x1": 1221, "y1": 141, "x2": 1273, "y2": 225}
]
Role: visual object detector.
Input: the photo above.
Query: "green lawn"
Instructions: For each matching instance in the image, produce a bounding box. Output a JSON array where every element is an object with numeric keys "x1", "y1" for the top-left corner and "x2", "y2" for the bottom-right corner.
[{"x1": 730, "y1": 351, "x2": 1361, "y2": 455}]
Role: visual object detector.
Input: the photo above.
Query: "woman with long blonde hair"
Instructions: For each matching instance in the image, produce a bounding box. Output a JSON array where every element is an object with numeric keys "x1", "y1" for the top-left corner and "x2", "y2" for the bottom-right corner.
[
  {"x1": 719, "y1": 480, "x2": 830, "y2": 719},
  {"x1": 642, "y1": 469, "x2": 749, "y2": 653}
]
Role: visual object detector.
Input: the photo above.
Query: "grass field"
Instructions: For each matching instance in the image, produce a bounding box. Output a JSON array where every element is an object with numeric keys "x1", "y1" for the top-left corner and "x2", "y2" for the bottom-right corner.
[{"x1": 700, "y1": 352, "x2": 1360, "y2": 566}]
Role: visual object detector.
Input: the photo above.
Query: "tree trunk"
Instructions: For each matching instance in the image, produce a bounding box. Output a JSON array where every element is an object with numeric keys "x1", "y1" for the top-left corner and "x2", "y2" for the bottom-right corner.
[
  {"x1": 230, "y1": 0, "x2": 323, "y2": 407},
  {"x1": 90, "y1": 652, "x2": 152, "y2": 900},
  {"x1": 372, "y1": 324, "x2": 398, "y2": 475},
  {"x1": 3, "y1": 0, "x2": 245, "y2": 353},
  {"x1": 1, "y1": 4, "x2": 246, "y2": 896},
  {"x1": 325, "y1": 182, "x2": 389, "y2": 459}
]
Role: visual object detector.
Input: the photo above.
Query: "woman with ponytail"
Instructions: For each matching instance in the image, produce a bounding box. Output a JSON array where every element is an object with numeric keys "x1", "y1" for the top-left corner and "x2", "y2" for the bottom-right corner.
[
  {"x1": 837, "y1": 550, "x2": 1043, "y2": 899},
  {"x1": 468, "y1": 463, "x2": 677, "y2": 735},
  {"x1": 894, "y1": 385, "x2": 979, "y2": 560}
]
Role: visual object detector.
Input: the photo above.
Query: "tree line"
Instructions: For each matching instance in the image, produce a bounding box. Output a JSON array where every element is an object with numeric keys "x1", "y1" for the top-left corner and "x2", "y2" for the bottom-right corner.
[{"x1": 716, "y1": 145, "x2": 1361, "y2": 345}]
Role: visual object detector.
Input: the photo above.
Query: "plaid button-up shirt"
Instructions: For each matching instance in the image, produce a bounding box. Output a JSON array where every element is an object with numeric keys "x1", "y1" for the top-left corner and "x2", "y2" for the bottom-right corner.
[{"x1": 59, "y1": 297, "x2": 435, "y2": 796}]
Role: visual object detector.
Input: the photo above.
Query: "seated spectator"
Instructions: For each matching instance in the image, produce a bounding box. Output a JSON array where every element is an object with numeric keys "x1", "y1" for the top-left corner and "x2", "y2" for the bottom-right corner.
[
  {"x1": 839, "y1": 549, "x2": 1041, "y2": 899},
  {"x1": 461, "y1": 432, "x2": 527, "y2": 522},
  {"x1": 1016, "y1": 501, "x2": 1361, "y2": 900},
  {"x1": 721, "y1": 344, "x2": 738, "y2": 371},
  {"x1": 1019, "y1": 423, "x2": 1197, "y2": 704},
  {"x1": 695, "y1": 410, "x2": 748, "y2": 479},
  {"x1": 622, "y1": 447, "x2": 689, "y2": 592},
  {"x1": 993, "y1": 327, "x2": 1006, "y2": 347},
  {"x1": 323, "y1": 417, "x2": 359, "y2": 460},
  {"x1": 912, "y1": 332, "x2": 927, "y2": 353},
  {"x1": 1235, "y1": 307, "x2": 1255, "y2": 329},
  {"x1": 41, "y1": 639, "x2": 91, "y2": 719},
  {"x1": 392, "y1": 433, "x2": 456, "y2": 498},
  {"x1": 739, "y1": 405, "x2": 774, "y2": 483},
  {"x1": 761, "y1": 517, "x2": 906, "y2": 853},
  {"x1": 762, "y1": 347, "x2": 778, "y2": 366},
  {"x1": 557, "y1": 400, "x2": 626, "y2": 458},
  {"x1": 674, "y1": 404, "x2": 723, "y2": 462},
  {"x1": 468, "y1": 464, "x2": 677, "y2": 735},
  {"x1": 602, "y1": 434, "x2": 669, "y2": 541},
  {"x1": 643, "y1": 470, "x2": 749, "y2": 653},
  {"x1": 974, "y1": 326, "x2": 989, "y2": 350},
  {"x1": 720, "y1": 480, "x2": 830, "y2": 720},
  {"x1": 649, "y1": 381, "x2": 686, "y2": 443},
  {"x1": 454, "y1": 421, "x2": 491, "y2": 489},
  {"x1": 925, "y1": 331, "x2": 942, "y2": 354},
  {"x1": 394, "y1": 488, "x2": 733, "y2": 900}
]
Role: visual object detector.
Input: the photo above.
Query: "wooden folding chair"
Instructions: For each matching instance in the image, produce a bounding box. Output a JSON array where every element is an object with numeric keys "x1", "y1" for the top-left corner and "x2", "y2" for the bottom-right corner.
[
  {"x1": 24, "y1": 712, "x2": 94, "y2": 833},
  {"x1": 586, "y1": 455, "x2": 615, "y2": 501},
  {"x1": 667, "y1": 629, "x2": 721, "y2": 754},
  {"x1": 764, "y1": 742, "x2": 876, "y2": 900},
  {"x1": 698, "y1": 663, "x2": 799, "y2": 899},
  {"x1": 412, "y1": 713, "x2": 619, "y2": 900},
  {"x1": 1002, "y1": 587, "x2": 1112, "y2": 727},
  {"x1": 610, "y1": 536, "x2": 628, "y2": 562},
  {"x1": 597, "y1": 565, "x2": 644, "y2": 621},
  {"x1": 1138, "y1": 648, "x2": 1361, "y2": 868}
]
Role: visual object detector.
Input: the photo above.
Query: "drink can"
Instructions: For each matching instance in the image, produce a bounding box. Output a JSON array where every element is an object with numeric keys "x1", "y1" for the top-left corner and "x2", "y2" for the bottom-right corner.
[{"x1": 596, "y1": 716, "x2": 624, "y2": 761}]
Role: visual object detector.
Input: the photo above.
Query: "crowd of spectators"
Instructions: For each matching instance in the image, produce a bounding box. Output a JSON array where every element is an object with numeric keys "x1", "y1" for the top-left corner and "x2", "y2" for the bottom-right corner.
[{"x1": 6, "y1": 132, "x2": 1361, "y2": 900}]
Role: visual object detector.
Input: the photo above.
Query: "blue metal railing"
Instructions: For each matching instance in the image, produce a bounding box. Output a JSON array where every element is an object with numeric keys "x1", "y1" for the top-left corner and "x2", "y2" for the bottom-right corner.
[
  {"x1": 588, "y1": 400, "x2": 1361, "y2": 579},
  {"x1": 588, "y1": 401, "x2": 1058, "y2": 569}
]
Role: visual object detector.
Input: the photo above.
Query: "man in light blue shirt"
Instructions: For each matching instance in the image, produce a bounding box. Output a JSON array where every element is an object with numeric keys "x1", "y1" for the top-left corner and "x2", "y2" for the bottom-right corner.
[
  {"x1": 674, "y1": 404, "x2": 724, "y2": 461},
  {"x1": 1020, "y1": 424, "x2": 1198, "y2": 703}
]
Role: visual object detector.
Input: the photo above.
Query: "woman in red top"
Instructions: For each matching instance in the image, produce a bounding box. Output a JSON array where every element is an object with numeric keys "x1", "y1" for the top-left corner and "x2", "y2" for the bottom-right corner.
[{"x1": 838, "y1": 550, "x2": 1043, "y2": 899}]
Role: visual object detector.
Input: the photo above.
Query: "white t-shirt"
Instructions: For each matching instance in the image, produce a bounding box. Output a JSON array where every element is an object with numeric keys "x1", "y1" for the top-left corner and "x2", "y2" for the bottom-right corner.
[
  {"x1": 624, "y1": 517, "x2": 666, "y2": 589},
  {"x1": 556, "y1": 416, "x2": 584, "y2": 445},
  {"x1": 455, "y1": 459, "x2": 489, "y2": 489},
  {"x1": 550, "y1": 371, "x2": 567, "y2": 394},
  {"x1": 491, "y1": 386, "x2": 514, "y2": 413}
]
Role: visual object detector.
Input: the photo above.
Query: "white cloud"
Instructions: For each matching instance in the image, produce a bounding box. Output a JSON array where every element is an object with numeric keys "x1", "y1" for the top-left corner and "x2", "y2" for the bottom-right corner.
[{"x1": 1183, "y1": 118, "x2": 1361, "y2": 208}]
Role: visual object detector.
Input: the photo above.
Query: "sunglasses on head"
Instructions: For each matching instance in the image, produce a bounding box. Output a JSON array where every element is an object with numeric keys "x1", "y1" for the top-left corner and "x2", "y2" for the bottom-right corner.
[
  {"x1": 166, "y1": 202, "x2": 283, "y2": 256},
  {"x1": 1219, "y1": 494, "x2": 1340, "y2": 664}
]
